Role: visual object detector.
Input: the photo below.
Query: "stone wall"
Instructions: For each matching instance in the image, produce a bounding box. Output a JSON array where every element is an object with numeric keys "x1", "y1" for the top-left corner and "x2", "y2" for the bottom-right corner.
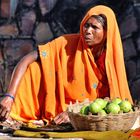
[{"x1": 0, "y1": 0, "x2": 140, "y2": 101}]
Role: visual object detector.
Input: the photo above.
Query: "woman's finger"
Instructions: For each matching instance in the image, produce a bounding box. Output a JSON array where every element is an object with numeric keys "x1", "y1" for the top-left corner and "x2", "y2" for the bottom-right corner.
[
  {"x1": 54, "y1": 112, "x2": 70, "y2": 124},
  {"x1": 5, "y1": 110, "x2": 10, "y2": 120}
]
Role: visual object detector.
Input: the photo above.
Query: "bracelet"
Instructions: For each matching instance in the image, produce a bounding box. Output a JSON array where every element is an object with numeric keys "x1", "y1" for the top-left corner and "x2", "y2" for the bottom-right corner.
[{"x1": 4, "y1": 94, "x2": 14, "y2": 100}]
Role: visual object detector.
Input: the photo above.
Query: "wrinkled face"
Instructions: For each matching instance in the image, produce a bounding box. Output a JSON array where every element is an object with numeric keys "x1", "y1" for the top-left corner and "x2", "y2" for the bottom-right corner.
[{"x1": 83, "y1": 16, "x2": 106, "y2": 47}]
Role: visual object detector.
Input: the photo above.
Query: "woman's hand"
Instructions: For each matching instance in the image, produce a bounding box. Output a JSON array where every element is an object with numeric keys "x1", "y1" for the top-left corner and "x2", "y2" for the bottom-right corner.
[
  {"x1": 0, "y1": 96, "x2": 14, "y2": 121},
  {"x1": 53, "y1": 111, "x2": 70, "y2": 124}
]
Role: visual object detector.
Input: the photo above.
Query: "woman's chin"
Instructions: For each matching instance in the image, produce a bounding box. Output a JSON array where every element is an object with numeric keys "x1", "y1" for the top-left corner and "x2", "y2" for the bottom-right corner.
[{"x1": 85, "y1": 41, "x2": 93, "y2": 46}]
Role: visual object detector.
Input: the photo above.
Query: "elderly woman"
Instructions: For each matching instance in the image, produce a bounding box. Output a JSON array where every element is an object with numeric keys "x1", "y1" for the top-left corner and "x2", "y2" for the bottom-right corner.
[{"x1": 0, "y1": 5, "x2": 133, "y2": 125}]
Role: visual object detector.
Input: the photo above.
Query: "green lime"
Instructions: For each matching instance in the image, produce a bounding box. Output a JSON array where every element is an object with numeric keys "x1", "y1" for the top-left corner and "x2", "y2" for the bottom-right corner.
[{"x1": 80, "y1": 105, "x2": 90, "y2": 115}]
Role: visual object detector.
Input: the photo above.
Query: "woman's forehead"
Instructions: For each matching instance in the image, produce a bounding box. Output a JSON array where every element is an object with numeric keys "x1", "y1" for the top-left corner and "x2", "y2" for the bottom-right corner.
[{"x1": 86, "y1": 17, "x2": 102, "y2": 24}]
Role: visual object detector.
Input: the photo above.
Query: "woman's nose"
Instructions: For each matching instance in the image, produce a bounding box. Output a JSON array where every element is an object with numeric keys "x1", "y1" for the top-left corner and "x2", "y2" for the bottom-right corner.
[{"x1": 86, "y1": 26, "x2": 93, "y2": 33}]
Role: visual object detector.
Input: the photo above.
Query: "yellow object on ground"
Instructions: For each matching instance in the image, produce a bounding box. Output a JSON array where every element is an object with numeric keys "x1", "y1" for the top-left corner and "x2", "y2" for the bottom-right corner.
[{"x1": 13, "y1": 130, "x2": 139, "y2": 140}]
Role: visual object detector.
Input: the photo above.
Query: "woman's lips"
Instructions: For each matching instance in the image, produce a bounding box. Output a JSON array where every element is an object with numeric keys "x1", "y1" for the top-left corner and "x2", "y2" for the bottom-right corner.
[
  {"x1": 85, "y1": 37, "x2": 92, "y2": 42},
  {"x1": 85, "y1": 35, "x2": 93, "y2": 40}
]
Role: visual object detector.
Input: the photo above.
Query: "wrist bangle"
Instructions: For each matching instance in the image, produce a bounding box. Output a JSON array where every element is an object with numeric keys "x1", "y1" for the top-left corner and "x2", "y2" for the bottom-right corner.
[{"x1": 4, "y1": 94, "x2": 14, "y2": 100}]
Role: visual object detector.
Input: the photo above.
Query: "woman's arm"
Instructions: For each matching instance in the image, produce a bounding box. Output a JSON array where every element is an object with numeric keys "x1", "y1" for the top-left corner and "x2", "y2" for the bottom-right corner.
[
  {"x1": 7, "y1": 50, "x2": 39, "y2": 97},
  {"x1": 0, "y1": 50, "x2": 39, "y2": 121}
]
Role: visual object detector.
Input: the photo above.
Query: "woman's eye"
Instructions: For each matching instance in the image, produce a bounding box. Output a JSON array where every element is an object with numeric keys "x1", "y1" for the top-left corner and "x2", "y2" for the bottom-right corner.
[
  {"x1": 84, "y1": 23, "x2": 90, "y2": 28},
  {"x1": 84, "y1": 23, "x2": 98, "y2": 30},
  {"x1": 91, "y1": 25, "x2": 98, "y2": 29}
]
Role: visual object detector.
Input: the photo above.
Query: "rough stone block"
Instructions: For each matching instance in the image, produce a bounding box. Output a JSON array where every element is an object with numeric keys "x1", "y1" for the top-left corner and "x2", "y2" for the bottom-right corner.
[
  {"x1": 35, "y1": 22, "x2": 53, "y2": 44},
  {"x1": 136, "y1": 58, "x2": 140, "y2": 75},
  {"x1": 0, "y1": 0, "x2": 10, "y2": 18},
  {"x1": 20, "y1": 10, "x2": 36, "y2": 36},
  {"x1": 136, "y1": 35, "x2": 140, "y2": 51},
  {"x1": 125, "y1": 60, "x2": 137, "y2": 82},
  {"x1": 0, "y1": 24, "x2": 18, "y2": 36},
  {"x1": 23, "y1": 0, "x2": 36, "y2": 7},
  {"x1": 38, "y1": 0, "x2": 58, "y2": 16},
  {"x1": 123, "y1": 37, "x2": 137, "y2": 60},
  {"x1": 119, "y1": 14, "x2": 138, "y2": 38},
  {"x1": 3, "y1": 39, "x2": 34, "y2": 65},
  {"x1": 130, "y1": 78, "x2": 140, "y2": 100}
]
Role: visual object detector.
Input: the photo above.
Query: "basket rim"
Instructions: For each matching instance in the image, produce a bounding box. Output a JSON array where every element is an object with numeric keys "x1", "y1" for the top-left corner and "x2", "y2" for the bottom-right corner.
[{"x1": 68, "y1": 109, "x2": 140, "y2": 118}]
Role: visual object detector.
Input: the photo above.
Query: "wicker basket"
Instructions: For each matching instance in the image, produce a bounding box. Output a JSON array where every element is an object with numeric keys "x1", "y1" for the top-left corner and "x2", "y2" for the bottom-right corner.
[{"x1": 67, "y1": 99, "x2": 140, "y2": 132}]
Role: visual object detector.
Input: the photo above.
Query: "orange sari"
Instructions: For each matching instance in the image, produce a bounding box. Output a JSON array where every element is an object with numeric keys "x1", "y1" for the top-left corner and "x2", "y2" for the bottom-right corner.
[{"x1": 10, "y1": 5, "x2": 133, "y2": 123}]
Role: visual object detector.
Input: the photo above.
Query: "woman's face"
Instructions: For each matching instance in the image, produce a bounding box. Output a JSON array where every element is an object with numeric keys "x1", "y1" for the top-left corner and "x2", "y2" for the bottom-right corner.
[{"x1": 83, "y1": 16, "x2": 106, "y2": 47}]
